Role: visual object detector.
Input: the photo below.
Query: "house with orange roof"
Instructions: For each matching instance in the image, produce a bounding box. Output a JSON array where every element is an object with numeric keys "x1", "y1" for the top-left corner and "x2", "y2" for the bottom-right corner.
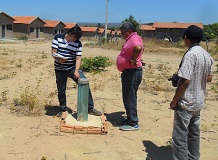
[
  {"x1": 96, "y1": 28, "x2": 112, "y2": 38},
  {"x1": 0, "y1": 11, "x2": 15, "y2": 39},
  {"x1": 116, "y1": 30, "x2": 121, "y2": 36},
  {"x1": 98, "y1": 28, "x2": 105, "y2": 36},
  {"x1": 81, "y1": 27, "x2": 99, "y2": 37},
  {"x1": 153, "y1": 22, "x2": 204, "y2": 42},
  {"x1": 111, "y1": 30, "x2": 120, "y2": 36},
  {"x1": 44, "y1": 20, "x2": 66, "y2": 39},
  {"x1": 139, "y1": 22, "x2": 204, "y2": 42},
  {"x1": 13, "y1": 16, "x2": 45, "y2": 39},
  {"x1": 64, "y1": 22, "x2": 77, "y2": 33},
  {"x1": 140, "y1": 25, "x2": 156, "y2": 38}
]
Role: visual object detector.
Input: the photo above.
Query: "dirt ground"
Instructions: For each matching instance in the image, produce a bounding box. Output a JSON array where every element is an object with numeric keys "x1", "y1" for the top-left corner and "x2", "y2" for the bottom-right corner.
[{"x1": 0, "y1": 40, "x2": 217, "y2": 160}]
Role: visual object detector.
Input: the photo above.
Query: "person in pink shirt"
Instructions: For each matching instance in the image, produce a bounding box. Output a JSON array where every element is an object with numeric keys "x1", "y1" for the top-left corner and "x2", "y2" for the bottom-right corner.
[{"x1": 116, "y1": 22, "x2": 144, "y2": 131}]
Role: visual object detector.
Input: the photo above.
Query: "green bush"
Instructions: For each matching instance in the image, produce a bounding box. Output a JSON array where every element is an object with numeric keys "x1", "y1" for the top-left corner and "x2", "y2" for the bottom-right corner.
[
  {"x1": 81, "y1": 56, "x2": 112, "y2": 73},
  {"x1": 18, "y1": 36, "x2": 28, "y2": 41}
]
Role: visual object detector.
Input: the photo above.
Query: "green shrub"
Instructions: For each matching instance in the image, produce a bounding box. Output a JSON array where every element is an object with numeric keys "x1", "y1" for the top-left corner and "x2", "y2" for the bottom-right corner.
[
  {"x1": 81, "y1": 56, "x2": 112, "y2": 73},
  {"x1": 18, "y1": 36, "x2": 28, "y2": 41}
]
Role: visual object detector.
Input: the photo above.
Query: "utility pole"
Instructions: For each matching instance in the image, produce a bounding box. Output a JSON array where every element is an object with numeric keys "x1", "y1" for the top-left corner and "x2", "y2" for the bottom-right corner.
[{"x1": 104, "y1": 0, "x2": 109, "y2": 39}]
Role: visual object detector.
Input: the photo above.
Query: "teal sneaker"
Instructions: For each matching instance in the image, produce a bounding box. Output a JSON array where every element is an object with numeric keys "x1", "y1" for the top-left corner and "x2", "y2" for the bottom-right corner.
[{"x1": 119, "y1": 124, "x2": 139, "y2": 131}]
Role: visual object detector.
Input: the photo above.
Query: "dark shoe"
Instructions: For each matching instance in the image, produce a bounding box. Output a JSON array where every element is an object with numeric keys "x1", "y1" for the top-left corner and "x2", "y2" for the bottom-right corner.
[
  {"x1": 88, "y1": 109, "x2": 102, "y2": 116},
  {"x1": 56, "y1": 111, "x2": 68, "y2": 119},
  {"x1": 60, "y1": 106, "x2": 68, "y2": 112}
]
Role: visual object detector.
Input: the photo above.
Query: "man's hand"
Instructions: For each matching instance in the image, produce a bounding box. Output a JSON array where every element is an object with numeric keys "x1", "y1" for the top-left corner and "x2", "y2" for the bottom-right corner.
[
  {"x1": 130, "y1": 59, "x2": 137, "y2": 66},
  {"x1": 207, "y1": 75, "x2": 212, "y2": 82},
  {"x1": 130, "y1": 45, "x2": 142, "y2": 66},
  {"x1": 170, "y1": 101, "x2": 177, "y2": 110},
  {"x1": 74, "y1": 69, "x2": 80, "y2": 79},
  {"x1": 51, "y1": 49, "x2": 67, "y2": 63},
  {"x1": 54, "y1": 57, "x2": 67, "y2": 63}
]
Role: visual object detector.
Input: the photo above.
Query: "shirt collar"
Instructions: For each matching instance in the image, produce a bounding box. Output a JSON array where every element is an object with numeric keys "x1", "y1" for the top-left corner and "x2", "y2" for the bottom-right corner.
[{"x1": 125, "y1": 32, "x2": 137, "y2": 41}]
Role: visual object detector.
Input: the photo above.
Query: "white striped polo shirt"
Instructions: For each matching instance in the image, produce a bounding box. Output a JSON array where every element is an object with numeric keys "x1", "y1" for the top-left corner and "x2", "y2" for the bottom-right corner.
[{"x1": 51, "y1": 33, "x2": 82, "y2": 70}]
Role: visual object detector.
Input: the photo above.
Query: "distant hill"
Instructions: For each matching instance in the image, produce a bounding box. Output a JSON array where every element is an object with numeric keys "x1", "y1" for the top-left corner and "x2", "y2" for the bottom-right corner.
[{"x1": 76, "y1": 22, "x2": 120, "y2": 28}]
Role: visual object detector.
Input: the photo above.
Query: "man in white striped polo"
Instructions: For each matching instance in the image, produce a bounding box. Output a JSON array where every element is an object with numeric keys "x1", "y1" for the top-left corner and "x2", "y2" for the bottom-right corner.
[{"x1": 51, "y1": 25, "x2": 101, "y2": 116}]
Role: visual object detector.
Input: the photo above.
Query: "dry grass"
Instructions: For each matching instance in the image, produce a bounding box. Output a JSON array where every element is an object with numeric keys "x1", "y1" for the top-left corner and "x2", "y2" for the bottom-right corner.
[
  {"x1": 201, "y1": 41, "x2": 218, "y2": 60},
  {"x1": 0, "y1": 40, "x2": 217, "y2": 160},
  {"x1": 0, "y1": 39, "x2": 217, "y2": 117},
  {"x1": 82, "y1": 37, "x2": 218, "y2": 60}
]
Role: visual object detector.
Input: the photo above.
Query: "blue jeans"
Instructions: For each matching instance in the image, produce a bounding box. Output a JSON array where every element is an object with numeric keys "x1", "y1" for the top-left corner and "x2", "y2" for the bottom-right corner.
[
  {"x1": 121, "y1": 68, "x2": 142, "y2": 126},
  {"x1": 172, "y1": 104, "x2": 201, "y2": 160},
  {"x1": 55, "y1": 68, "x2": 94, "y2": 111}
]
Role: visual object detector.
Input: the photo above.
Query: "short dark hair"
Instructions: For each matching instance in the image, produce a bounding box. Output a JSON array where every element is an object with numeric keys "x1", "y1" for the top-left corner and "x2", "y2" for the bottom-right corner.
[
  {"x1": 67, "y1": 25, "x2": 82, "y2": 40},
  {"x1": 119, "y1": 22, "x2": 136, "y2": 32},
  {"x1": 184, "y1": 25, "x2": 203, "y2": 43}
]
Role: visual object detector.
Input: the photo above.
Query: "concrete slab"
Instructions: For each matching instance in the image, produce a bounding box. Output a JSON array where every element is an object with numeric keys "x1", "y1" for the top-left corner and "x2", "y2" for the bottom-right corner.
[{"x1": 65, "y1": 114, "x2": 102, "y2": 128}]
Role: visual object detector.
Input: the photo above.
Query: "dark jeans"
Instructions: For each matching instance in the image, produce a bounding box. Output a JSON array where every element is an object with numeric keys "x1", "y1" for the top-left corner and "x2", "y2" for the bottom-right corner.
[
  {"x1": 55, "y1": 68, "x2": 94, "y2": 111},
  {"x1": 172, "y1": 104, "x2": 201, "y2": 160},
  {"x1": 121, "y1": 67, "x2": 142, "y2": 126}
]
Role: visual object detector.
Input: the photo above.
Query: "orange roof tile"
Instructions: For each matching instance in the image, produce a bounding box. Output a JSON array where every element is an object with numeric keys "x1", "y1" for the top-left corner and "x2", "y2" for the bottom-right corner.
[
  {"x1": 44, "y1": 20, "x2": 65, "y2": 27},
  {"x1": 153, "y1": 22, "x2": 203, "y2": 29},
  {"x1": 117, "y1": 31, "x2": 121, "y2": 35},
  {"x1": 13, "y1": 16, "x2": 45, "y2": 24},
  {"x1": 98, "y1": 28, "x2": 104, "y2": 33},
  {"x1": 98, "y1": 28, "x2": 111, "y2": 34},
  {"x1": 64, "y1": 22, "x2": 77, "y2": 29},
  {"x1": 106, "y1": 30, "x2": 112, "y2": 34},
  {"x1": 140, "y1": 25, "x2": 156, "y2": 31},
  {"x1": 81, "y1": 27, "x2": 99, "y2": 32},
  {"x1": 111, "y1": 31, "x2": 118, "y2": 35}
]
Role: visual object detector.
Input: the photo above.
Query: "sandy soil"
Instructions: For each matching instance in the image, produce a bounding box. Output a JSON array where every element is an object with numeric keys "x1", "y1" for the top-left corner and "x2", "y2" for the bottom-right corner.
[{"x1": 0, "y1": 40, "x2": 217, "y2": 160}]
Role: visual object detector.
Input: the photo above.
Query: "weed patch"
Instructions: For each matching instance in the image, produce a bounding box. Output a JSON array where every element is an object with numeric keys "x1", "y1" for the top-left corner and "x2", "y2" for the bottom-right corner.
[
  {"x1": 11, "y1": 83, "x2": 46, "y2": 116},
  {"x1": 81, "y1": 56, "x2": 112, "y2": 73}
]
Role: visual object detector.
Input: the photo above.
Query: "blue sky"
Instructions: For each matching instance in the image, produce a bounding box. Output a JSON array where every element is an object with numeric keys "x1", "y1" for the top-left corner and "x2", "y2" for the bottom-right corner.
[{"x1": 1, "y1": 0, "x2": 218, "y2": 25}]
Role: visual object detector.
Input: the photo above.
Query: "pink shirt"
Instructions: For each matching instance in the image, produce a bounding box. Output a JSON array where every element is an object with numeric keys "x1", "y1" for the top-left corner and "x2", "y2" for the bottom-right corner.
[{"x1": 116, "y1": 32, "x2": 143, "y2": 72}]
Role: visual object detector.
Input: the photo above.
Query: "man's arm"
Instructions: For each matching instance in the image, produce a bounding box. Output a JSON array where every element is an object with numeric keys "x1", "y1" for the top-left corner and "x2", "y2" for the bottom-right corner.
[
  {"x1": 130, "y1": 45, "x2": 142, "y2": 65},
  {"x1": 74, "y1": 56, "x2": 82, "y2": 79},
  {"x1": 170, "y1": 78, "x2": 190, "y2": 109},
  {"x1": 75, "y1": 56, "x2": 82, "y2": 70}
]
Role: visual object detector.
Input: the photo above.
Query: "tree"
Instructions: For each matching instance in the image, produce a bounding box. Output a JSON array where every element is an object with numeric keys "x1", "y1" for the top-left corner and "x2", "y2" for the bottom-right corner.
[
  {"x1": 108, "y1": 27, "x2": 115, "y2": 31},
  {"x1": 122, "y1": 15, "x2": 141, "y2": 34},
  {"x1": 203, "y1": 23, "x2": 218, "y2": 42},
  {"x1": 97, "y1": 23, "x2": 101, "y2": 28}
]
